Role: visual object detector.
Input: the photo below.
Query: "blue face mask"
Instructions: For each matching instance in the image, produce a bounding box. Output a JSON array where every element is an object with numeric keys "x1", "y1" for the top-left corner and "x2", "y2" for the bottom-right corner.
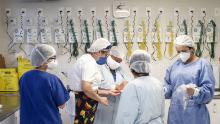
[{"x1": 96, "y1": 57, "x2": 107, "y2": 65}]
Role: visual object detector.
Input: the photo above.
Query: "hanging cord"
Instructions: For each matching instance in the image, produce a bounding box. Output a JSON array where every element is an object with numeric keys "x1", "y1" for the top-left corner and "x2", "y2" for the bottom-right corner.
[
  {"x1": 125, "y1": 20, "x2": 132, "y2": 59},
  {"x1": 168, "y1": 22, "x2": 174, "y2": 59},
  {"x1": 201, "y1": 11, "x2": 210, "y2": 54},
  {"x1": 190, "y1": 10, "x2": 194, "y2": 36},
  {"x1": 57, "y1": 11, "x2": 64, "y2": 48},
  {"x1": 183, "y1": 19, "x2": 188, "y2": 35},
  {"x1": 151, "y1": 11, "x2": 162, "y2": 61},
  {"x1": 64, "y1": 10, "x2": 70, "y2": 50},
  {"x1": 111, "y1": 20, "x2": 118, "y2": 46},
  {"x1": 91, "y1": 11, "x2": 96, "y2": 42},
  {"x1": 175, "y1": 10, "x2": 180, "y2": 37},
  {"x1": 68, "y1": 19, "x2": 79, "y2": 62},
  {"x1": 163, "y1": 22, "x2": 169, "y2": 58},
  {"x1": 139, "y1": 20, "x2": 147, "y2": 50},
  {"x1": 155, "y1": 20, "x2": 162, "y2": 60},
  {"x1": 19, "y1": 12, "x2": 27, "y2": 56},
  {"x1": 98, "y1": 20, "x2": 104, "y2": 38},
  {"x1": 84, "y1": 20, "x2": 91, "y2": 53},
  {"x1": 195, "y1": 20, "x2": 204, "y2": 57},
  {"x1": 164, "y1": 42, "x2": 168, "y2": 58},
  {"x1": 151, "y1": 21, "x2": 157, "y2": 61},
  {"x1": 37, "y1": 10, "x2": 41, "y2": 43},
  {"x1": 210, "y1": 20, "x2": 216, "y2": 59},
  {"x1": 124, "y1": 11, "x2": 134, "y2": 56},
  {"x1": 6, "y1": 15, "x2": 16, "y2": 53},
  {"x1": 131, "y1": 10, "x2": 136, "y2": 43},
  {"x1": 60, "y1": 10, "x2": 69, "y2": 53},
  {"x1": 78, "y1": 11, "x2": 84, "y2": 51},
  {"x1": 164, "y1": 21, "x2": 174, "y2": 59},
  {"x1": 105, "y1": 10, "x2": 110, "y2": 41},
  {"x1": 145, "y1": 10, "x2": 150, "y2": 51},
  {"x1": 20, "y1": 12, "x2": 24, "y2": 30},
  {"x1": 59, "y1": 11, "x2": 65, "y2": 35}
]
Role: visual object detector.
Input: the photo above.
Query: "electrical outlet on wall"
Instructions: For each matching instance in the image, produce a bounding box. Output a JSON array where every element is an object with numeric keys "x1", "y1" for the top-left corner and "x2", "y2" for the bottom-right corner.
[
  {"x1": 5, "y1": 8, "x2": 11, "y2": 17},
  {"x1": 189, "y1": 8, "x2": 194, "y2": 16},
  {"x1": 201, "y1": 8, "x2": 206, "y2": 16},
  {"x1": 174, "y1": 8, "x2": 180, "y2": 16},
  {"x1": 20, "y1": 8, "x2": 27, "y2": 16},
  {"x1": 146, "y1": 8, "x2": 151, "y2": 16},
  {"x1": 158, "y1": 8, "x2": 164, "y2": 21},
  {"x1": 90, "y1": 8, "x2": 96, "y2": 16},
  {"x1": 58, "y1": 8, "x2": 65, "y2": 16},
  {"x1": 37, "y1": 8, "x2": 43, "y2": 16},
  {"x1": 132, "y1": 7, "x2": 138, "y2": 13},
  {"x1": 104, "y1": 7, "x2": 110, "y2": 15},
  {"x1": 66, "y1": 8, "x2": 72, "y2": 17},
  {"x1": 158, "y1": 8, "x2": 164, "y2": 14},
  {"x1": 77, "y1": 8, "x2": 83, "y2": 16}
]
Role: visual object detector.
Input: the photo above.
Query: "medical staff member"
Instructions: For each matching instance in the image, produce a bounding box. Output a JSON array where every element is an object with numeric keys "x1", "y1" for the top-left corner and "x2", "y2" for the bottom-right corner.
[
  {"x1": 68, "y1": 38, "x2": 112, "y2": 124},
  {"x1": 115, "y1": 50, "x2": 164, "y2": 124},
  {"x1": 164, "y1": 35, "x2": 215, "y2": 124},
  {"x1": 19, "y1": 44, "x2": 70, "y2": 124},
  {"x1": 94, "y1": 46, "x2": 129, "y2": 124}
]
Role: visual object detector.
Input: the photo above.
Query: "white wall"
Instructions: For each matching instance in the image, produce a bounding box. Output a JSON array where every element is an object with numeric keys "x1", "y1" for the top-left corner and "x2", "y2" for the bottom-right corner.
[
  {"x1": 1, "y1": 0, "x2": 220, "y2": 84},
  {"x1": 0, "y1": 2, "x2": 5, "y2": 55}
]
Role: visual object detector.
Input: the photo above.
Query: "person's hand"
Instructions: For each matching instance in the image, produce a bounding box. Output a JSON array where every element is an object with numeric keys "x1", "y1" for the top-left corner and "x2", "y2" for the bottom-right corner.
[
  {"x1": 115, "y1": 81, "x2": 128, "y2": 91},
  {"x1": 115, "y1": 84, "x2": 124, "y2": 91},
  {"x1": 99, "y1": 97, "x2": 109, "y2": 106},
  {"x1": 97, "y1": 89, "x2": 109, "y2": 96},
  {"x1": 109, "y1": 89, "x2": 121, "y2": 96},
  {"x1": 186, "y1": 86, "x2": 195, "y2": 96}
]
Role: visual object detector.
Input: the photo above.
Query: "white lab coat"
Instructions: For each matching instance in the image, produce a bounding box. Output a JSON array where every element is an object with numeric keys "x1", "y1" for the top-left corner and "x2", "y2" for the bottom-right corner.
[
  {"x1": 67, "y1": 54, "x2": 102, "y2": 91},
  {"x1": 65, "y1": 92, "x2": 75, "y2": 124},
  {"x1": 65, "y1": 54, "x2": 103, "y2": 124},
  {"x1": 115, "y1": 76, "x2": 165, "y2": 124},
  {"x1": 94, "y1": 65, "x2": 129, "y2": 124},
  {"x1": 98, "y1": 64, "x2": 128, "y2": 89}
]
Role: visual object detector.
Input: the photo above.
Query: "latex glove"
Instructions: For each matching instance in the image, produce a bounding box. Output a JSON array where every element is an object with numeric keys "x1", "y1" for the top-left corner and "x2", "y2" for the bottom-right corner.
[
  {"x1": 115, "y1": 81, "x2": 128, "y2": 91},
  {"x1": 186, "y1": 86, "x2": 195, "y2": 96},
  {"x1": 109, "y1": 89, "x2": 121, "y2": 96},
  {"x1": 97, "y1": 89, "x2": 110, "y2": 96},
  {"x1": 186, "y1": 84, "x2": 199, "y2": 96},
  {"x1": 99, "y1": 97, "x2": 109, "y2": 106}
]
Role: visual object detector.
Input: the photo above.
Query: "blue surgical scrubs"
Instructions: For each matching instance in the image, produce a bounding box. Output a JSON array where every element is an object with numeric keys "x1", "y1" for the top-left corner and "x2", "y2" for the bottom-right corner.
[
  {"x1": 19, "y1": 70, "x2": 70, "y2": 124},
  {"x1": 165, "y1": 58, "x2": 215, "y2": 124}
]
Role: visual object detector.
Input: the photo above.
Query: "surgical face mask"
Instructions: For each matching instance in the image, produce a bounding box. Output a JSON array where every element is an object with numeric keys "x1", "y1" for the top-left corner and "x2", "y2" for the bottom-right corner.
[
  {"x1": 107, "y1": 56, "x2": 121, "y2": 70},
  {"x1": 179, "y1": 52, "x2": 191, "y2": 63},
  {"x1": 47, "y1": 60, "x2": 58, "y2": 69},
  {"x1": 96, "y1": 57, "x2": 107, "y2": 65}
]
